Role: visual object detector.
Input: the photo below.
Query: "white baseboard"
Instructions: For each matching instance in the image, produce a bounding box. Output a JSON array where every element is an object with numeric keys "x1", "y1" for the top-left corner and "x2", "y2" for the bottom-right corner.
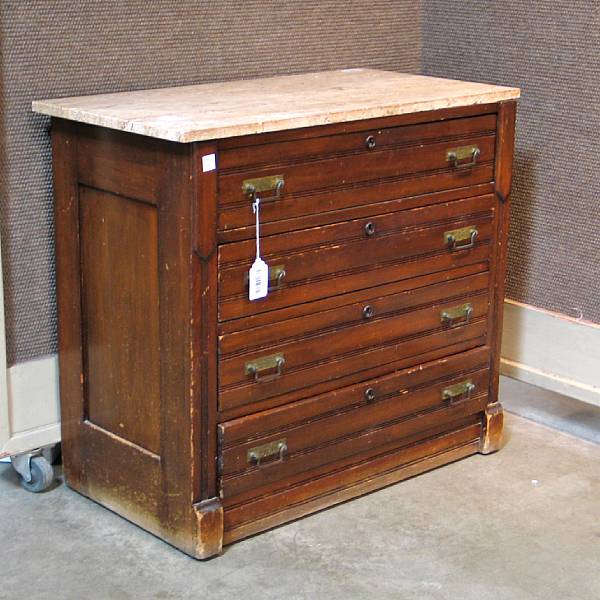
[
  {"x1": 0, "y1": 354, "x2": 61, "y2": 457},
  {"x1": 501, "y1": 300, "x2": 600, "y2": 408}
]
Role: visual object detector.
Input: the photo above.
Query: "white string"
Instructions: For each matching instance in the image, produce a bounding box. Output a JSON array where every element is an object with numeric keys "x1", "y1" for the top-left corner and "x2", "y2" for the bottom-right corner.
[{"x1": 253, "y1": 196, "x2": 261, "y2": 259}]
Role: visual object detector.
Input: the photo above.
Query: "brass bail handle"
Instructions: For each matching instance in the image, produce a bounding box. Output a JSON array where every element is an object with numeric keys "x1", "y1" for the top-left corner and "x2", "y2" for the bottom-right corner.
[
  {"x1": 442, "y1": 380, "x2": 476, "y2": 405},
  {"x1": 247, "y1": 439, "x2": 288, "y2": 466},
  {"x1": 440, "y1": 303, "x2": 473, "y2": 328},
  {"x1": 245, "y1": 353, "x2": 286, "y2": 383},
  {"x1": 242, "y1": 175, "x2": 285, "y2": 202},
  {"x1": 445, "y1": 226, "x2": 478, "y2": 251},
  {"x1": 446, "y1": 145, "x2": 481, "y2": 169}
]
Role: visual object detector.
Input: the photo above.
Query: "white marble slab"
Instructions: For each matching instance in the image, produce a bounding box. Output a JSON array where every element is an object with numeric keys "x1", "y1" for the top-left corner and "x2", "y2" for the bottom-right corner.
[{"x1": 32, "y1": 69, "x2": 520, "y2": 143}]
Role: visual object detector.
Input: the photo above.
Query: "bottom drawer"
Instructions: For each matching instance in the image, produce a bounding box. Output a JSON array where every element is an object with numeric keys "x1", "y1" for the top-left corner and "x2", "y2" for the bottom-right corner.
[
  {"x1": 223, "y1": 419, "x2": 482, "y2": 542},
  {"x1": 218, "y1": 347, "x2": 490, "y2": 501}
]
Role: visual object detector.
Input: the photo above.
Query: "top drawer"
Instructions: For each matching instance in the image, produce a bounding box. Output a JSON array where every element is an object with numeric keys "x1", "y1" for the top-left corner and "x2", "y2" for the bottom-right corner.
[{"x1": 217, "y1": 113, "x2": 497, "y2": 232}]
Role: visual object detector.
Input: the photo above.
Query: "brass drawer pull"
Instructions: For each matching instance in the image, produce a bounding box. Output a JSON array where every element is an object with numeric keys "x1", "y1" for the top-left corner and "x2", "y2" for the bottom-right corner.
[
  {"x1": 247, "y1": 438, "x2": 288, "y2": 466},
  {"x1": 442, "y1": 380, "x2": 476, "y2": 404},
  {"x1": 362, "y1": 305, "x2": 374, "y2": 319},
  {"x1": 242, "y1": 174, "x2": 285, "y2": 201},
  {"x1": 364, "y1": 387, "x2": 376, "y2": 402},
  {"x1": 365, "y1": 135, "x2": 376, "y2": 150},
  {"x1": 445, "y1": 226, "x2": 478, "y2": 251},
  {"x1": 446, "y1": 145, "x2": 480, "y2": 169},
  {"x1": 245, "y1": 353, "x2": 285, "y2": 382},
  {"x1": 440, "y1": 303, "x2": 473, "y2": 328},
  {"x1": 244, "y1": 264, "x2": 286, "y2": 292},
  {"x1": 364, "y1": 221, "x2": 376, "y2": 236}
]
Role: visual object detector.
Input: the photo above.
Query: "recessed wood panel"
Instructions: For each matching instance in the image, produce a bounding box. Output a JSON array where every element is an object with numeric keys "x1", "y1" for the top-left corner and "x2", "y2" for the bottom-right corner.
[{"x1": 79, "y1": 186, "x2": 160, "y2": 454}]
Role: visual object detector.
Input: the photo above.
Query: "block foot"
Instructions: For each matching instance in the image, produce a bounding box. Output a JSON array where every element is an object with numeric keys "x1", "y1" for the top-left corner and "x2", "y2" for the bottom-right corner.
[
  {"x1": 479, "y1": 401, "x2": 504, "y2": 454},
  {"x1": 193, "y1": 498, "x2": 223, "y2": 559}
]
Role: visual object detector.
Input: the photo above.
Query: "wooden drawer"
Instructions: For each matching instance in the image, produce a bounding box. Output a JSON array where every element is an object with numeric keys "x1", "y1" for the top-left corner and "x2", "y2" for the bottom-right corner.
[
  {"x1": 219, "y1": 271, "x2": 489, "y2": 413},
  {"x1": 219, "y1": 194, "x2": 496, "y2": 321},
  {"x1": 223, "y1": 420, "x2": 482, "y2": 541},
  {"x1": 218, "y1": 347, "x2": 490, "y2": 500},
  {"x1": 217, "y1": 113, "x2": 497, "y2": 232}
]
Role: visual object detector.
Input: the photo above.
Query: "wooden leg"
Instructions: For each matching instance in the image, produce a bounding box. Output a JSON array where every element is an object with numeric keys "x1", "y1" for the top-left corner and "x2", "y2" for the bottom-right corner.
[
  {"x1": 193, "y1": 498, "x2": 224, "y2": 559},
  {"x1": 479, "y1": 401, "x2": 504, "y2": 454}
]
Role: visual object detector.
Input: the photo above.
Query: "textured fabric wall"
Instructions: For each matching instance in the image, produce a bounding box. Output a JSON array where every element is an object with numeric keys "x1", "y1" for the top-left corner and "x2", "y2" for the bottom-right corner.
[
  {"x1": 0, "y1": 1, "x2": 421, "y2": 365},
  {"x1": 423, "y1": 2, "x2": 600, "y2": 323}
]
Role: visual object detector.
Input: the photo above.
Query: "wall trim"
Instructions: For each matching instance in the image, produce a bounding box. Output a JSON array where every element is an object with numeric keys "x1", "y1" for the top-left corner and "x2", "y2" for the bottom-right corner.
[
  {"x1": 501, "y1": 299, "x2": 600, "y2": 407},
  {"x1": 0, "y1": 354, "x2": 61, "y2": 457}
]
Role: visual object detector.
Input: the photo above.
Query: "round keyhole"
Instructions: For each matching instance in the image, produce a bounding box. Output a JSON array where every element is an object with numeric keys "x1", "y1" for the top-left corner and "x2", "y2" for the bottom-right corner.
[
  {"x1": 364, "y1": 222, "x2": 376, "y2": 236},
  {"x1": 362, "y1": 305, "x2": 374, "y2": 319}
]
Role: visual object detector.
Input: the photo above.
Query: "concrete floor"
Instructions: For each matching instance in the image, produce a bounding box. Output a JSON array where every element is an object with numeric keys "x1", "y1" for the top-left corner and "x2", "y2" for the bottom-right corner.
[{"x1": 2, "y1": 378, "x2": 600, "y2": 600}]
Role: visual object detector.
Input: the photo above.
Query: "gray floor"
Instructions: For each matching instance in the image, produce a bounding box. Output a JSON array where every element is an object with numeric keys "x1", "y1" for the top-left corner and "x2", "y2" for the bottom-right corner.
[
  {"x1": 1, "y1": 377, "x2": 600, "y2": 600},
  {"x1": 501, "y1": 376, "x2": 600, "y2": 444}
]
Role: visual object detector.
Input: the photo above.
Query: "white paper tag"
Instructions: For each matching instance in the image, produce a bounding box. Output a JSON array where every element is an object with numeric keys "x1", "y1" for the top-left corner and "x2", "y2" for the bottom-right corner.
[
  {"x1": 201, "y1": 153, "x2": 216, "y2": 172},
  {"x1": 248, "y1": 195, "x2": 269, "y2": 301},
  {"x1": 249, "y1": 257, "x2": 269, "y2": 301}
]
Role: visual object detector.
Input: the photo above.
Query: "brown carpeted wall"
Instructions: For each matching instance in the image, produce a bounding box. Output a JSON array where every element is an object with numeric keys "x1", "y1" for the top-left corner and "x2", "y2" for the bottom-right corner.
[
  {"x1": 423, "y1": 1, "x2": 600, "y2": 323},
  {"x1": 0, "y1": 1, "x2": 421, "y2": 366}
]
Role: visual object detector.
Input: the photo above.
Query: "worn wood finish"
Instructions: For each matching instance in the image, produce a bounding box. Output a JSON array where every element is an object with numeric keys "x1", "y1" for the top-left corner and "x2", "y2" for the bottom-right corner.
[
  {"x1": 191, "y1": 142, "x2": 219, "y2": 502},
  {"x1": 221, "y1": 337, "x2": 490, "y2": 422},
  {"x1": 219, "y1": 367, "x2": 490, "y2": 498},
  {"x1": 479, "y1": 401, "x2": 504, "y2": 454},
  {"x1": 219, "y1": 113, "x2": 497, "y2": 170},
  {"x1": 224, "y1": 422, "x2": 482, "y2": 542},
  {"x1": 219, "y1": 135, "x2": 495, "y2": 205},
  {"x1": 52, "y1": 120, "x2": 85, "y2": 489},
  {"x1": 50, "y1": 96, "x2": 517, "y2": 559},
  {"x1": 219, "y1": 292, "x2": 489, "y2": 412},
  {"x1": 80, "y1": 186, "x2": 161, "y2": 454},
  {"x1": 220, "y1": 347, "x2": 490, "y2": 444},
  {"x1": 486, "y1": 101, "x2": 517, "y2": 418},
  {"x1": 219, "y1": 195, "x2": 496, "y2": 321},
  {"x1": 220, "y1": 272, "x2": 490, "y2": 354},
  {"x1": 218, "y1": 167, "x2": 495, "y2": 234},
  {"x1": 51, "y1": 119, "x2": 217, "y2": 558}
]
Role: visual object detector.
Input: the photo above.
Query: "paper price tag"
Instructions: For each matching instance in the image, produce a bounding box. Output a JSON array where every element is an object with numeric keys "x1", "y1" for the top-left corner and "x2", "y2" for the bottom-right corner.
[
  {"x1": 248, "y1": 196, "x2": 269, "y2": 301},
  {"x1": 249, "y1": 257, "x2": 269, "y2": 301}
]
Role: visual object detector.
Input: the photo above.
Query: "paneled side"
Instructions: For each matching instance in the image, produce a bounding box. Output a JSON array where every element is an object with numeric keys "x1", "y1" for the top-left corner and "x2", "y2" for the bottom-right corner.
[{"x1": 80, "y1": 187, "x2": 160, "y2": 454}]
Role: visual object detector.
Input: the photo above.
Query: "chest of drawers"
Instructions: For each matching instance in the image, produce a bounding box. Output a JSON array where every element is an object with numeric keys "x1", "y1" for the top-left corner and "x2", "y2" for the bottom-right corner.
[{"x1": 34, "y1": 69, "x2": 519, "y2": 558}]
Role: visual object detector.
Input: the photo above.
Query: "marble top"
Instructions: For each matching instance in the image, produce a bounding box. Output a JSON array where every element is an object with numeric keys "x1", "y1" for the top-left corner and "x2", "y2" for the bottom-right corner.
[{"x1": 32, "y1": 69, "x2": 520, "y2": 143}]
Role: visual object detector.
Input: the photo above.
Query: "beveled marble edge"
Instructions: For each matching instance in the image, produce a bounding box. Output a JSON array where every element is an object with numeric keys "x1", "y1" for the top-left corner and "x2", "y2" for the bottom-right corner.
[{"x1": 32, "y1": 70, "x2": 520, "y2": 143}]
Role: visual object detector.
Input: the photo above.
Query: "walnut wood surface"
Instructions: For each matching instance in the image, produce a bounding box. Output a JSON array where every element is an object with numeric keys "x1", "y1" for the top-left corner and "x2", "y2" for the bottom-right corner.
[
  {"x1": 80, "y1": 186, "x2": 161, "y2": 454},
  {"x1": 51, "y1": 100, "x2": 516, "y2": 559},
  {"x1": 219, "y1": 113, "x2": 497, "y2": 170},
  {"x1": 220, "y1": 347, "x2": 490, "y2": 444},
  {"x1": 219, "y1": 195, "x2": 496, "y2": 321},
  {"x1": 219, "y1": 367, "x2": 490, "y2": 498},
  {"x1": 224, "y1": 422, "x2": 482, "y2": 541}
]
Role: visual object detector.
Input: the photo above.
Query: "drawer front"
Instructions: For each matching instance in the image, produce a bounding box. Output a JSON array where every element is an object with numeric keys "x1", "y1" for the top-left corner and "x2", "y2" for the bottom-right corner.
[
  {"x1": 223, "y1": 421, "x2": 482, "y2": 538},
  {"x1": 217, "y1": 114, "x2": 497, "y2": 231},
  {"x1": 218, "y1": 347, "x2": 490, "y2": 500},
  {"x1": 219, "y1": 194, "x2": 496, "y2": 321},
  {"x1": 218, "y1": 272, "x2": 489, "y2": 413}
]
